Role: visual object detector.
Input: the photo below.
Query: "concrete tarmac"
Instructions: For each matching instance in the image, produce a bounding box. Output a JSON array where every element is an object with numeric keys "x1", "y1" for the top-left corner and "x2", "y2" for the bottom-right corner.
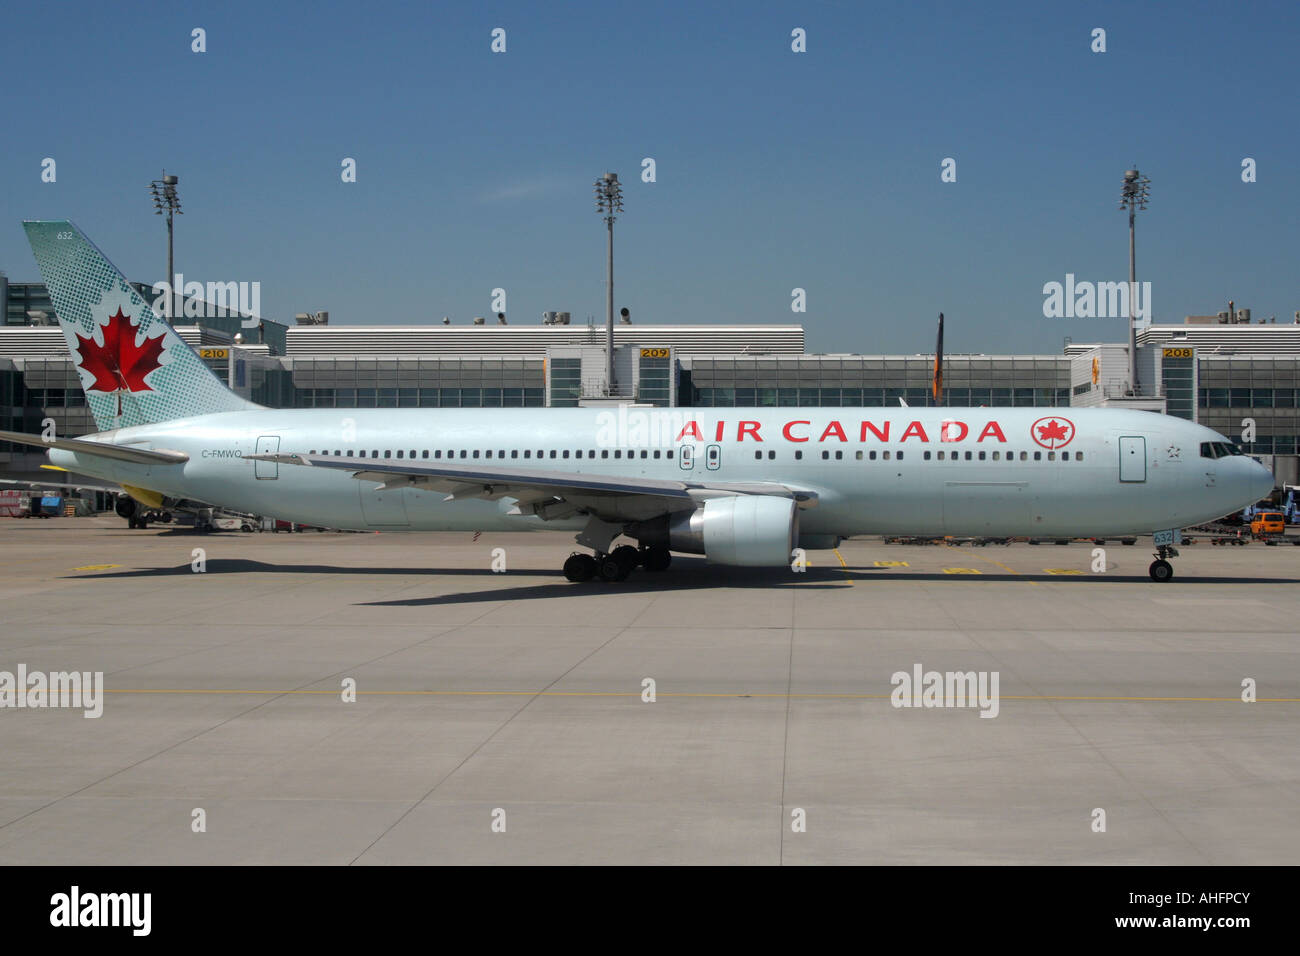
[{"x1": 1, "y1": 516, "x2": 1297, "y2": 864}]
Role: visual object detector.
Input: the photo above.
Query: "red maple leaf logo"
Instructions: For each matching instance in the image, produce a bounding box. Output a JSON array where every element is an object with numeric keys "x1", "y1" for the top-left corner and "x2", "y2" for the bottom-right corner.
[
  {"x1": 1031, "y1": 416, "x2": 1075, "y2": 449},
  {"x1": 73, "y1": 308, "x2": 165, "y2": 393},
  {"x1": 1038, "y1": 420, "x2": 1069, "y2": 442}
]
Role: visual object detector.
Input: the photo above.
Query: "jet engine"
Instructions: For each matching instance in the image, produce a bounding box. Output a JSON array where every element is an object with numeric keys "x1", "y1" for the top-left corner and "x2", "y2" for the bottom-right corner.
[{"x1": 635, "y1": 495, "x2": 798, "y2": 566}]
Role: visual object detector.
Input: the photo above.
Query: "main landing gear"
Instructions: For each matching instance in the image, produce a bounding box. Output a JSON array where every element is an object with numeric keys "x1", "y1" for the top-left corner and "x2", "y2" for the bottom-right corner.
[
  {"x1": 563, "y1": 515, "x2": 672, "y2": 582},
  {"x1": 562, "y1": 545, "x2": 672, "y2": 583},
  {"x1": 1148, "y1": 544, "x2": 1178, "y2": 582}
]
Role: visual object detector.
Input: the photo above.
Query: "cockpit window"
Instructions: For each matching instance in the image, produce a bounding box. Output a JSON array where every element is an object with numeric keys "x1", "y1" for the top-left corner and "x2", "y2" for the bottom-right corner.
[{"x1": 1200, "y1": 441, "x2": 1244, "y2": 459}]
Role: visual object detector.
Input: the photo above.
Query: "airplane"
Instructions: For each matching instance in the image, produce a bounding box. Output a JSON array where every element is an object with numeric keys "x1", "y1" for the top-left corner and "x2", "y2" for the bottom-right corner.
[{"x1": 0, "y1": 220, "x2": 1275, "y2": 583}]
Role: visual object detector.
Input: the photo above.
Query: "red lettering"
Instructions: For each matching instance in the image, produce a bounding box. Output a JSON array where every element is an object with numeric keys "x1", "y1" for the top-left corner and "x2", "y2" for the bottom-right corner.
[
  {"x1": 977, "y1": 421, "x2": 1007, "y2": 442},
  {"x1": 939, "y1": 420, "x2": 968, "y2": 442},
  {"x1": 714, "y1": 421, "x2": 725, "y2": 442},
  {"x1": 900, "y1": 421, "x2": 929, "y2": 442},
  {"x1": 675, "y1": 421, "x2": 703, "y2": 442},
  {"x1": 860, "y1": 421, "x2": 890, "y2": 442},
  {"x1": 737, "y1": 421, "x2": 762, "y2": 442},
  {"x1": 783, "y1": 420, "x2": 810, "y2": 442},
  {"x1": 819, "y1": 420, "x2": 847, "y2": 442}
]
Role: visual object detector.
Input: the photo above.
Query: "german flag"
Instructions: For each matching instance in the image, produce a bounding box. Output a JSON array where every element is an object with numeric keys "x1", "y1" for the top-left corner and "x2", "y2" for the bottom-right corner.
[{"x1": 932, "y1": 312, "x2": 944, "y2": 404}]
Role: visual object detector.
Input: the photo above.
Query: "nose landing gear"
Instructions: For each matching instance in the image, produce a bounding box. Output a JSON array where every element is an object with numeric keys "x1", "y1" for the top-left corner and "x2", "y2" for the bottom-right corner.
[{"x1": 1148, "y1": 544, "x2": 1178, "y2": 582}]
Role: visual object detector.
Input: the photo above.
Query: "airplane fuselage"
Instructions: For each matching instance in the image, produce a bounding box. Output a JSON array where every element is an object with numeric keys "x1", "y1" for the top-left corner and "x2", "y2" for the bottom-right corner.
[{"x1": 49, "y1": 406, "x2": 1272, "y2": 540}]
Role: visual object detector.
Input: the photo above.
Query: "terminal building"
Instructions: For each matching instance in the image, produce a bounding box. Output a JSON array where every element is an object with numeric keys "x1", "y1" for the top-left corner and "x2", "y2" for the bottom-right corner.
[{"x1": 3, "y1": 271, "x2": 1298, "y2": 487}]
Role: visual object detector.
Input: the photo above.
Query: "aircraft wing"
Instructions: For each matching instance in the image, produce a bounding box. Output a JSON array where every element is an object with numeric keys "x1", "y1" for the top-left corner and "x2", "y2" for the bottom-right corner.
[
  {"x1": 248, "y1": 452, "x2": 817, "y2": 522},
  {"x1": 0, "y1": 430, "x2": 189, "y2": 466}
]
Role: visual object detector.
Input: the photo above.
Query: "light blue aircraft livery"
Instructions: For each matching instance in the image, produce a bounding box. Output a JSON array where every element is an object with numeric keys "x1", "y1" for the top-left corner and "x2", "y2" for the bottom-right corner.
[{"x1": 1, "y1": 220, "x2": 1273, "y2": 582}]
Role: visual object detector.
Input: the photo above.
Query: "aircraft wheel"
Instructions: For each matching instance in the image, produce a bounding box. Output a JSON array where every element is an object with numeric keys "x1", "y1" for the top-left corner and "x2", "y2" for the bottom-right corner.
[
  {"x1": 597, "y1": 553, "x2": 631, "y2": 582},
  {"x1": 642, "y1": 547, "x2": 672, "y2": 572},
  {"x1": 610, "y1": 545, "x2": 641, "y2": 569},
  {"x1": 563, "y1": 553, "x2": 596, "y2": 583},
  {"x1": 1149, "y1": 559, "x2": 1173, "y2": 582}
]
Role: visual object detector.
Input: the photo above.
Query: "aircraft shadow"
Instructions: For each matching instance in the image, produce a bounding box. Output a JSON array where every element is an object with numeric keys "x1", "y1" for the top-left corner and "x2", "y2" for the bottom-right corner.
[
  {"x1": 361, "y1": 566, "x2": 851, "y2": 606},
  {"x1": 66, "y1": 559, "x2": 558, "y2": 579},
  {"x1": 363, "y1": 569, "x2": 1300, "y2": 606},
  {"x1": 840, "y1": 569, "x2": 1300, "y2": 585},
  {"x1": 65, "y1": 561, "x2": 1299, "y2": 602}
]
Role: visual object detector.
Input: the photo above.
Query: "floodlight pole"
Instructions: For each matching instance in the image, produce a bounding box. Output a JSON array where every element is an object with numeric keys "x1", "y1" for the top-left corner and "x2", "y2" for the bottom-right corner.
[
  {"x1": 595, "y1": 173, "x2": 623, "y2": 397},
  {"x1": 1127, "y1": 199, "x2": 1136, "y2": 393},
  {"x1": 1119, "y1": 168, "x2": 1150, "y2": 397},
  {"x1": 606, "y1": 207, "x2": 614, "y2": 393},
  {"x1": 149, "y1": 172, "x2": 182, "y2": 323},
  {"x1": 166, "y1": 202, "x2": 175, "y2": 319}
]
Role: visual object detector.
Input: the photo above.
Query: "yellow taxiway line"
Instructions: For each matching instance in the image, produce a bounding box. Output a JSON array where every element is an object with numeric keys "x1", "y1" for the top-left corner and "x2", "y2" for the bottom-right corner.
[{"x1": 100, "y1": 688, "x2": 1300, "y2": 703}]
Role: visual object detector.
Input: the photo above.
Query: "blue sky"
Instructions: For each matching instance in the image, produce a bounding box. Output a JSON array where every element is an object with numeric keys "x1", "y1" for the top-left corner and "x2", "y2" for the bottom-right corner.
[{"x1": 1, "y1": 0, "x2": 1296, "y2": 354}]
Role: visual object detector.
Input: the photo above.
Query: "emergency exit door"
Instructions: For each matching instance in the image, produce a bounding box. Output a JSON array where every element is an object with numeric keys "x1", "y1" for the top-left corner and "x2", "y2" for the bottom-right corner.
[
  {"x1": 254, "y1": 435, "x2": 280, "y2": 479},
  {"x1": 1119, "y1": 436, "x2": 1146, "y2": 482}
]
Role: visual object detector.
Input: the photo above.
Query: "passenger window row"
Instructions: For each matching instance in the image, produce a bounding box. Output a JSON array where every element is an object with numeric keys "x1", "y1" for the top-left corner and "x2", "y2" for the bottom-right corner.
[
  {"x1": 795, "y1": 449, "x2": 899, "y2": 460},
  {"x1": 304, "y1": 448, "x2": 673, "y2": 461},
  {"x1": 297, "y1": 445, "x2": 1092, "y2": 467},
  {"x1": 918, "y1": 449, "x2": 1081, "y2": 461},
  {"x1": 751, "y1": 449, "x2": 1084, "y2": 462}
]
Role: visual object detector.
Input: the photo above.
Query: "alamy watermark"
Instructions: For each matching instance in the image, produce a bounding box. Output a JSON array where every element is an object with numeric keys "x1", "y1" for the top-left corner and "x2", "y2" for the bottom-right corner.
[
  {"x1": 150, "y1": 273, "x2": 260, "y2": 321},
  {"x1": 50, "y1": 886, "x2": 150, "y2": 935},
  {"x1": 890, "y1": 663, "x2": 1000, "y2": 718},
  {"x1": 594, "y1": 407, "x2": 700, "y2": 448},
  {"x1": 0, "y1": 664, "x2": 104, "y2": 718},
  {"x1": 1042, "y1": 274, "x2": 1150, "y2": 321}
]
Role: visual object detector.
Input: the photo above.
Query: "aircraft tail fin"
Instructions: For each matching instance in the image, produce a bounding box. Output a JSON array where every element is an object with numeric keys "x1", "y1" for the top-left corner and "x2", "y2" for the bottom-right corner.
[{"x1": 22, "y1": 220, "x2": 257, "y2": 431}]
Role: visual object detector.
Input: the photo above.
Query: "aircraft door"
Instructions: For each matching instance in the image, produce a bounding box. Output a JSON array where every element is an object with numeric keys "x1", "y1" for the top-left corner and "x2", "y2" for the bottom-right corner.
[
  {"x1": 359, "y1": 483, "x2": 411, "y2": 526},
  {"x1": 255, "y1": 435, "x2": 280, "y2": 479},
  {"x1": 1119, "y1": 436, "x2": 1146, "y2": 482},
  {"x1": 942, "y1": 481, "x2": 1032, "y2": 535},
  {"x1": 706, "y1": 444, "x2": 721, "y2": 471},
  {"x1": 679, "y1": 444, "x2": 695, "y2": 471}
]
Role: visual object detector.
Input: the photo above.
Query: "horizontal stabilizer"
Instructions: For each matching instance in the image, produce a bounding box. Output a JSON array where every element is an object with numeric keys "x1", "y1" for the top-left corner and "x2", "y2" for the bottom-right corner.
[{"x1": 0, "y1": 430, "x2": 189, "y2": 465}]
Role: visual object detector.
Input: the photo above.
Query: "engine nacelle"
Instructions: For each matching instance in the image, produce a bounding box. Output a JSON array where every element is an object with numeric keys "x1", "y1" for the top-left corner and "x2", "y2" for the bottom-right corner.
[
  {"x1": 798, "y1": 534, "x2": 842, "y2": 550},
  {"x1": 661, "y1": 495, "x2": 799, "y2": 566}
]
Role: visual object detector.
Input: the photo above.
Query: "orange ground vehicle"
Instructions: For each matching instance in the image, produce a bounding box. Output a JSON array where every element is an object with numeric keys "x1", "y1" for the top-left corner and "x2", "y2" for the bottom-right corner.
[{"x1": 1250, "y1": 511, "x2": 1285, "y2": 537}]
